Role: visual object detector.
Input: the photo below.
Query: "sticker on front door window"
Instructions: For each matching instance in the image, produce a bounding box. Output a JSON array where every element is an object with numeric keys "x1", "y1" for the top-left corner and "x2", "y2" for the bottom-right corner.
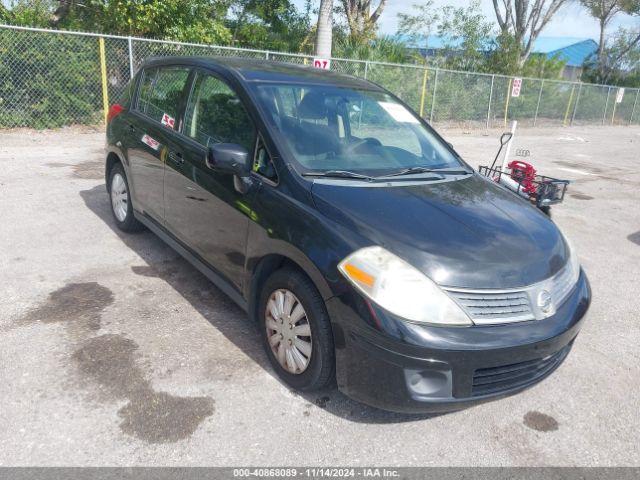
[
  {"x1": 161, "y1": 113, "x2": 175, "y2": 129},
  {"x1": 141, "y1": 134, "x2": 160, "y2": 150}
]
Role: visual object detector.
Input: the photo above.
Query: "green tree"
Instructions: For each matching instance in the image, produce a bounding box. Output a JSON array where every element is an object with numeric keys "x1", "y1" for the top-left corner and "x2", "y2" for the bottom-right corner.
[
  {"x1": 580, "y1": 0, "x2": 640, "y2": 76},
  {"x1": 2, "y1": 0, "x2": 55, "y2": 27},
  {"x1": 580, "y1": 0, "x2": 640, "y2": 82},
  {"x1": 334, "y1": 35, "x2": 418, "y2": 63},
  {"x1": 492, "y1": 0, "x2": 570, "y2": 67},
  {"x1": 339, "y1": 0, "x2": 388, "y2": 42},
  {"x1": 437, "y1": 0, "x2": 494, "y2": 71},
  {"x1": 484, "y1": 32, "x2": 567, "y2": 78},
  {"x1": 61, "y1": 0, "x2": 232, "y2": 43},
  {"x1": 227, "y1": 0, "x2": 311, "y2": 52},
  {"x1": 582, "y1": 26, "x2": 640, "y2": 84},
  {"x1": 397, "y1": 1, "x2": 439, "y2": 54},
  {"x1": 4, "y1": 1, "x2": 233, "y2": 44}
]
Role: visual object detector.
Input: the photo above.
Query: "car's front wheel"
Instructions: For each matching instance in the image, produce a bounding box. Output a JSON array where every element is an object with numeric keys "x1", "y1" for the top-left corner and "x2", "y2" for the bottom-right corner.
[
  {"x1": 108, "y1": 163, "x2": 144, "y2": 232},
  {"x1": 258, "y1": 268, "x2": 335, "y2": 390}
]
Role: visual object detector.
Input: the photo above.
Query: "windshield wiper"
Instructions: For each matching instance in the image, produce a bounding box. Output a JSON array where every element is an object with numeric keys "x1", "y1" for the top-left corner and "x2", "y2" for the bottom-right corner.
[
  {"x1": 302, "y1": 170, "x2": 375, "y2": 181},
  {"x1": 380, "y1": 166, "x2": 472, "y2": 178}
]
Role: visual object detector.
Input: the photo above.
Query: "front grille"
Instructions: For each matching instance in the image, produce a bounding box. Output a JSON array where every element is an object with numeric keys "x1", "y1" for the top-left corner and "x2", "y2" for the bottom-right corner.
[
  {"x1": 444, "y1": 259, "x2": 579, "y2": 325},
  {"x1": 447, "y1": 290, "x2": 535, "y2": 324},
  {"x1": 471, "y1": 346, "x2": 570, "y2": 397}
]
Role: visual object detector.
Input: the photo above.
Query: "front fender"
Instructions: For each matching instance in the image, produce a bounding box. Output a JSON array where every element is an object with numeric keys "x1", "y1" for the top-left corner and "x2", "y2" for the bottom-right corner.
[{"x1": 244, "y1": 183, "x2": 366, "y2": 302}]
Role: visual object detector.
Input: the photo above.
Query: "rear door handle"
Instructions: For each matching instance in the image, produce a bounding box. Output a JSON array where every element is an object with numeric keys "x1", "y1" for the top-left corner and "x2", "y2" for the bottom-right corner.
[{"x1": 168, "y1": 151, "x2": 184, "y2": 165}]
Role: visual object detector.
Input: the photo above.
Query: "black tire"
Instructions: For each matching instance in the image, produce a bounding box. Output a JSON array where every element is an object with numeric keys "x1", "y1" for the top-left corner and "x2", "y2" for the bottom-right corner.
[
  {"x1": 107, "y1": 162, "x2": 144, "y2": 232},
  {"x1": 258, "y1": 267, "x2": 335, "y2": 391}
]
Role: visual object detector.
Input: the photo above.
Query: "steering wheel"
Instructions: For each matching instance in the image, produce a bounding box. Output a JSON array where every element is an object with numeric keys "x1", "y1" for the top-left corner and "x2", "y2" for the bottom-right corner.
[{"x1": 344, "y1": 137, "x2": 382, "y2": 154}]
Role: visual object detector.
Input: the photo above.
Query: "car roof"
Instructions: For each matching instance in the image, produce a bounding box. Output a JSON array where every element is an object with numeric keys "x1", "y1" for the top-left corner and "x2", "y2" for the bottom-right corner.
[{"x1": 142, "y1": 56, "x2": 382, "y2": 91}]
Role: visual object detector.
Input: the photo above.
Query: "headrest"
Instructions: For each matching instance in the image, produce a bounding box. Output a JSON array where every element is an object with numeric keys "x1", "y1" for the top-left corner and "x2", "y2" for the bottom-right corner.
[{"x1": 297, "y1": 91, "x2": 328, "y2": 120}]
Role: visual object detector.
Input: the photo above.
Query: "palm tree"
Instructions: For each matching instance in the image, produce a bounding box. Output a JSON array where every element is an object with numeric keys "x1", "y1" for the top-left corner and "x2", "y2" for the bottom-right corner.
[{"x1": 315, "y1": 0, "x2": 334, "y2": 58}]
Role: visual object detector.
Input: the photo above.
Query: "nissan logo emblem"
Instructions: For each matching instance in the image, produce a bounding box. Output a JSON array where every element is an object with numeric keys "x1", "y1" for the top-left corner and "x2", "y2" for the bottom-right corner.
[{"x1": 538, "y1": 290, "x2": 553, "y2": 313}]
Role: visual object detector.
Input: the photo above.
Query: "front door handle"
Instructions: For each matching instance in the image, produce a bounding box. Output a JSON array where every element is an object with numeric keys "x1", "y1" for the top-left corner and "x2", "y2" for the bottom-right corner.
[{"x1": 168, "y1": 151, "x2": 184, "y2": 165}]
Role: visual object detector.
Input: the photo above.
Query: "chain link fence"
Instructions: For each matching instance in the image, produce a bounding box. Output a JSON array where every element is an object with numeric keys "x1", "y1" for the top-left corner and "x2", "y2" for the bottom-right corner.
[{"x1": 1, "y1": 24, "x2": 640, "y2": 130}]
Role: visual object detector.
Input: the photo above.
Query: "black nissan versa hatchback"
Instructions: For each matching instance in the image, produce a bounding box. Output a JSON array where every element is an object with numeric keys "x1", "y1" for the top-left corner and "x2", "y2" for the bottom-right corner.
[{"x1": 104, "y1": 56, "x2": 591, "y2": 413}]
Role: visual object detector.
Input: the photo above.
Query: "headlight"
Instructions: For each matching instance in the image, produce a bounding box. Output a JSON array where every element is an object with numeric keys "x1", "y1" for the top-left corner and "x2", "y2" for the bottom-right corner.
[
  {"x1": 562, "y1": 233, "x2": 581, "y2": 285},
  {"x1": 338, "y1": 246, "x2": 472, "y2": 326}
]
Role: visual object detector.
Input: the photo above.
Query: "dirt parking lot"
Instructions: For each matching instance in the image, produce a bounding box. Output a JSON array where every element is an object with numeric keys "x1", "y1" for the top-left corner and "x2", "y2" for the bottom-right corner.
[{"x1": 1, "y1": 125, "x2": 639, "y2": 466}]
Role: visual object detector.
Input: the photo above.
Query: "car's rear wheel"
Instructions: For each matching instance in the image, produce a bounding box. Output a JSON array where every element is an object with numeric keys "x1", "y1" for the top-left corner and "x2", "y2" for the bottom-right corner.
[
  {"x1": 108, "y1": 163, "x2": 144, "y2": 232},
  {"x1": 258, "y1": 268, "x2": 335, "y2": 390}
]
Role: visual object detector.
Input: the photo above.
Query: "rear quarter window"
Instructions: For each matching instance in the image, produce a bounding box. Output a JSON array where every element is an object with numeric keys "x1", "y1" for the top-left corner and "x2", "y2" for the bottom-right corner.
[{"x1": 136, "y1": 66, "x2": 190, "y2": 129}]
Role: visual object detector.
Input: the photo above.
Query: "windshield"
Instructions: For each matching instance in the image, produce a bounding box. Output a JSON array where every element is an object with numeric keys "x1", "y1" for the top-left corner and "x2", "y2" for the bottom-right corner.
[{"x1": 254, "y1": 83, "x2": 465, "y2": 177}]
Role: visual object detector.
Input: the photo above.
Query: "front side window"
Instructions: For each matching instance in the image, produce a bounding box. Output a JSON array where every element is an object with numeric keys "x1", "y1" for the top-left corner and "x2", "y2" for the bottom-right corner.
[
  {"x1": 137, "y1": 66, "x2": 190, "y2": 129},
  {"x1": 184, "y1": 73, "x2": 256, "y2": 151},
  {"x1": 254, "y1": 83, "x2": 464, "y2": 176}
]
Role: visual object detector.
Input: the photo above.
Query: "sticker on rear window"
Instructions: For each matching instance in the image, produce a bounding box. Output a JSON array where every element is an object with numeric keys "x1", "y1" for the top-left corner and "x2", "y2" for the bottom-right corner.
[
  {"x1": 141, "y1": 134, "x2": 160, "y2": 150},
  {"x1": 161, "y1": 113, "x2": 175, "y2": 129},
  {"x1": 378, "y1": 102, "x2": 419, "y2": 124}
]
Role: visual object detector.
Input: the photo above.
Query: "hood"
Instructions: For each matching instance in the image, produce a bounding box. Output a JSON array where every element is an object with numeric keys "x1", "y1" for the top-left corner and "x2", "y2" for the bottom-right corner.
[{"x1": 311, "y1": 175, "x2": 568, "y2": 289}]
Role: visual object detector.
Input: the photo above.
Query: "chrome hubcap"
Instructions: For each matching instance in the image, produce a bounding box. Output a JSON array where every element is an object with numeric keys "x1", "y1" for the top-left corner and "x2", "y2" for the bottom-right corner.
[
  {"x1": 265, "y1": 289, "x2": 312, "y2": 374},
  {"x1": 110, "y1": 173, "x2": 128, "y2": 222}
]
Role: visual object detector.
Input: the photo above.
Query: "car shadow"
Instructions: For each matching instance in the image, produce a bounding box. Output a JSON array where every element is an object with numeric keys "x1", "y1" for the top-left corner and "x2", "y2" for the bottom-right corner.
[{"x1": 80, "y1": 184, "x2": 445, "y2": 424}]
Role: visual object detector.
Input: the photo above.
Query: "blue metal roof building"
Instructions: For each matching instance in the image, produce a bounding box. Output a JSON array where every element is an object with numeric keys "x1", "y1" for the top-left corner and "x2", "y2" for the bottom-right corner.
[{"x1": 532, "y1": 37, "x2": 598, "y2": 67}]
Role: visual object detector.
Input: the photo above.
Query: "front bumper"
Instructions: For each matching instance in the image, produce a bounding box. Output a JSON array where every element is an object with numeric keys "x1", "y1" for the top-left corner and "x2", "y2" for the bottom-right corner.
[{"x1": 326, "y1": 270, "x2": 591, "y2": 413}]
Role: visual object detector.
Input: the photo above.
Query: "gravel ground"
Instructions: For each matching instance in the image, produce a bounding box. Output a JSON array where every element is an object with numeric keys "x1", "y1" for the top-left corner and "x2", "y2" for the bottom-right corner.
[{"x1": 0, "y1": 125, "x2": 639, "y2": 466}]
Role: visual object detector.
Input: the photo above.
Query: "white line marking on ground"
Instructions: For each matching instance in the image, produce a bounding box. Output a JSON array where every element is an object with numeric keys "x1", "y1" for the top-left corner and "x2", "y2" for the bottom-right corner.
[
  {"x1": 558, "y1": 167, "x2": 594, "y2": 176},
  {"x1": 558, "y1": 135, "x2": 586, "y2": 142}
]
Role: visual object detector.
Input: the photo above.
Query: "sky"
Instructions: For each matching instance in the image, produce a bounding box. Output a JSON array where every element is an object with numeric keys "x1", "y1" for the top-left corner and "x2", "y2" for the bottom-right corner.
[{"x1": 293, "y1": 0, "x2": 639, "y2": 41}]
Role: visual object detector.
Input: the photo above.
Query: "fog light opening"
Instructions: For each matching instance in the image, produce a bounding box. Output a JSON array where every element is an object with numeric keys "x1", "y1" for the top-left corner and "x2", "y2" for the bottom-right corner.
[{"x1": 404, "y1": 368, "x2": 452, "y2": 399}]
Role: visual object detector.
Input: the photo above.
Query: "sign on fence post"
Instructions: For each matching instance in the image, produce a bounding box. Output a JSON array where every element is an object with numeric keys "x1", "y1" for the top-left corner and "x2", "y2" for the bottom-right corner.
[
  {"x1": 313, "y1": 58, "x2": 331, "y2": 70},
  {"x1": 612, "y1": 87, "x2": 625, "y2": 125},
  {"x1": 511, "y1": 77, "x2": 522, "y2": 97}
]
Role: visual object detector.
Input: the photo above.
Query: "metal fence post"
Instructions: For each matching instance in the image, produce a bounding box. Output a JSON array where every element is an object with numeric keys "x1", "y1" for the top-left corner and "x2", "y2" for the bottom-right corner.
[
  {"x1": 419, "y1": 67, "x2": 429, "y2": 118},
  {"x1": 265, "y1": 51, "x2": 270, "y2": 60},
  {"x1": 503, "y1": 78, "x2": 513, "y2": 128},
  {"x1": 98, "y1": 37, "x2": 109, "y2": 122},
  {"x1": 486, "y1": 74, "x2": 495, "y2": 129},
  {"x1": 629, "y1": 89, "x2": 639, "y2": 125},
  {"x1": 429, "y1": 69, "x2": 439, "y2": 123},
  {"x1": 563, "y1": 84, "x2": 576, "y2": 127},
  {"x1": 603, "y1": 86, "x2": 611, "y2": 125},
  {"x1": 127, "y1": 36, "x2": 134, "y2": 78},
  {"x1": 533, "y1": 80, "x2": 544, "y2": 127},
  {"x1": 364, "y1": 60, "x2": 369, "y2": 80},
  {"x1": 570, "y1": 83, "x2": 582, "y2": 126}
]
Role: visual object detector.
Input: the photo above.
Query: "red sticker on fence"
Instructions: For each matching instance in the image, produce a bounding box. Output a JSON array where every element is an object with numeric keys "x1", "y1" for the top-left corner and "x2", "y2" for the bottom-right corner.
[
  {"x1": 161, "y1": 113, "x2": 175, "y2": 128},
  {"x1": 313, "y1": 58, "x2": 331, "y2": 70},
  {"x1": 141, "y1": 134, "x2": 160, "y2": 151}
]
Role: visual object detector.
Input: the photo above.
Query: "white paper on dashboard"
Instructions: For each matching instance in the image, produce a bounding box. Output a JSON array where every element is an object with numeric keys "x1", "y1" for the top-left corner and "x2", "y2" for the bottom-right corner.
[{"x1": 378, "y1": 102, "x2": 419, "y2": 124}]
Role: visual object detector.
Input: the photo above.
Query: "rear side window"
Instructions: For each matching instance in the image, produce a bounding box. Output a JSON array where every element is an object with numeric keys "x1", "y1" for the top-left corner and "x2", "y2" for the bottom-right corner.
[
  {"x1": 117, "y1": 77, "x2": 135, "y2": 107},
  {"x1": 137, "y1": 66, "x2": 190, "y2": 129},
  {"x1": 183, "y1": 73, "x2": 256, "y2": 150}
]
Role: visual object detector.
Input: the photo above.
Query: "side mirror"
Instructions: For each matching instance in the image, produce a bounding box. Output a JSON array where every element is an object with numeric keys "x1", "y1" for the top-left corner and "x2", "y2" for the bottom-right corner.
[{"x1": 207, "y1": 143, "x2": 250, "y2": 177}]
